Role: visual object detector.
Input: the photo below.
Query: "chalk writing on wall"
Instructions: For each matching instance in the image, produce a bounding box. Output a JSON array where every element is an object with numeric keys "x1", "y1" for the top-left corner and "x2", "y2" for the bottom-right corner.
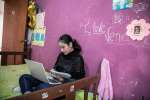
[
  {"x1": 80, "y1": 19, "x2": 150, "y2": 48},
  {"x1": 80, "y1": 18, "x2": 106, "y2": 35},
  {"x1": 132, "y1": 0, "x2": 149, "y2": 13},
  {"x1": 104, "y1": 27, "x2": 133, "y2": 45},
  {"x1": 105, "y1": 26, "x2": 150, "y2": 48},
  {"x1": 112, "y1": 12, "x2": 132, "y2": 24},
  {"x1": 112, "y1": 13, "x2": 124, "y2": 24},
  {"x1": 80, "y1": 20, "x2": 131, "y2": 44}
]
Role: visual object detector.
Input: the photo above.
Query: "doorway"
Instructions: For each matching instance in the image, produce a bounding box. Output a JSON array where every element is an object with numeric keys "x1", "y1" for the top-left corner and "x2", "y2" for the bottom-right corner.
[{"x1": 1, "y1": 0, "x2": 28, "y2": 65}]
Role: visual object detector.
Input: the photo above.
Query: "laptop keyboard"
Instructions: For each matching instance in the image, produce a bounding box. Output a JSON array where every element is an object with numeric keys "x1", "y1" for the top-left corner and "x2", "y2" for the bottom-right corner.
[
  {"x1": 48, "y1": 78, "x2": 62, "y2": 84},
  {"x1": 48, "y1": 78, "x2": 59, "y2": 83}
]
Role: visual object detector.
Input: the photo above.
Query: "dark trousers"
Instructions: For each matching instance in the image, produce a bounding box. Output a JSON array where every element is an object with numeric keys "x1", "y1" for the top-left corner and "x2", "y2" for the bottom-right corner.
[
  {"x1": 19, "y1": 74, "x2": 49, "y2": 94},
  {"x1": 19, "y1": 74, "x2": 66, "y2": 100}
]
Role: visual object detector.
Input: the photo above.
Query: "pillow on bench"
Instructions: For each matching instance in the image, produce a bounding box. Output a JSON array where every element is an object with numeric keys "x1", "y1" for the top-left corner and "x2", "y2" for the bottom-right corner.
[{"x1": 0, "y1": 64, "x2": 30, "y2": 100}]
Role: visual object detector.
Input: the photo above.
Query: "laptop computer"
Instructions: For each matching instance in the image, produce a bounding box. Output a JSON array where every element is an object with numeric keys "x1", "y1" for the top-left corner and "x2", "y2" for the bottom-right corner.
[{"x1": 25, "y1": 59, "x2": 61, "y2": 85}]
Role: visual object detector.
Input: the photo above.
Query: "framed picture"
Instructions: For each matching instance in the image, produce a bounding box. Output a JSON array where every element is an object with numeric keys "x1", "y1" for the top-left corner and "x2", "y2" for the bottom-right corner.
[{"x1": 134, "y1": 26, "x2": 141, "y2": 34}]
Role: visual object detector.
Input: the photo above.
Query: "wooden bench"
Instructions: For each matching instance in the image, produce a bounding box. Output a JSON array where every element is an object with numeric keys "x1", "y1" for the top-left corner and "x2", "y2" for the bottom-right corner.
[
  {"x1": 0, "y1": 51, "x2": 100, "y2": 100},
  {"x1": 9, "y1": 75, "x2": 99, "y2": 100}
]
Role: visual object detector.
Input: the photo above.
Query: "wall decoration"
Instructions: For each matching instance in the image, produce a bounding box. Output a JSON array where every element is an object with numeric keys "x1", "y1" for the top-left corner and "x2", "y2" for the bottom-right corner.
[
  {"x1": 112, "y1": 0, "x2": 133, "y2": 11},
  {"x1": 28, "y1": 0, "x2": 37, "y2": 30},
  {"x1": 36, "y1": 12, "x2": 45, "y2": 28},
  {"x1": 32, "y1": 27, "x2": 46, "y2": 46},
  {"x1": 126, "y1": 19, "x2": 150, "y2": 40}
]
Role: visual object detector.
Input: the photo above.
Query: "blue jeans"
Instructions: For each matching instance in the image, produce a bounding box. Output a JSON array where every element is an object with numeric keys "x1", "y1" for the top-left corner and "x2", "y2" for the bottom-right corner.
[{"x1": 19, "y1": 74, "x2": 50, "y2": 94}]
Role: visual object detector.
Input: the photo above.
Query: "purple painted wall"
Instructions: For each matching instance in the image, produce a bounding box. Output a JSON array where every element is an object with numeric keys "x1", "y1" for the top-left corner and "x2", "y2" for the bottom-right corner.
[{"x1": 32, "y1": 0, "x2": 150, "y2": 99}]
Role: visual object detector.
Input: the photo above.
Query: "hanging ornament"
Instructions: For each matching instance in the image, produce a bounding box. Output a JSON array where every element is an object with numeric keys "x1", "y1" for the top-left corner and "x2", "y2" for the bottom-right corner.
[{"x1": 28, "y1": 0, "x2": 36, "y2": 30}]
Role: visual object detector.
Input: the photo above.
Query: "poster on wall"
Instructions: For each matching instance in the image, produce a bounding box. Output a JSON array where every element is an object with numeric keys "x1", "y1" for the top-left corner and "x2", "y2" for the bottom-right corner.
[
  {"x1": 36, "y1": 12, "x2": 45, "y2": 28},
  {"x1": 112, "y1": 0, "x2": 133, "y2": 10},
  {"x1": 32, "y1": 27, "x2": 46, "y2": 46}
]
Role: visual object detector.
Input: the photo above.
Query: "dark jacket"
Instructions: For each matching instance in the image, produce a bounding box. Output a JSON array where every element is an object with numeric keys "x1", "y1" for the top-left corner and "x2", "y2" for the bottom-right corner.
[{"x1": 54, "y1": 51, "x2": 85, "y2": 80}]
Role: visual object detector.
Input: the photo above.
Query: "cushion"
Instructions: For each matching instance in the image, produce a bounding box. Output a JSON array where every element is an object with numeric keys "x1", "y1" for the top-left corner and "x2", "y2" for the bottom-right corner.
[{"x1": 0, "y1": 64, "x2": 30, "y2": 100}]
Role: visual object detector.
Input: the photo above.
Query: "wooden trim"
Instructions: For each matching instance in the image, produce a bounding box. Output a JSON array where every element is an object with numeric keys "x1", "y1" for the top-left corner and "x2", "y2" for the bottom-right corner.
[
  {"x1": 0, "y1": 51, "x2": 27, "y2": 55},
  {"x1": 0, "y1": 51, "x2": 28, "y2": 65}
]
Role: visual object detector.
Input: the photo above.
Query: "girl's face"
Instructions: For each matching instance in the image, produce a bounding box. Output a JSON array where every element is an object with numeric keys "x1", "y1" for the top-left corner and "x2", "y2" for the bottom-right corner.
[{"x1": 58, "y1": 42, "x2": 73, "y2": 55}]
